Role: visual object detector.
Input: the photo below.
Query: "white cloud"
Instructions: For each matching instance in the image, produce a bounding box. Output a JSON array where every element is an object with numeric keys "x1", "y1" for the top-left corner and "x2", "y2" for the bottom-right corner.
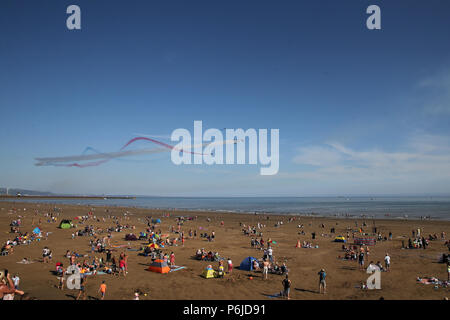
[{"x1": 289, "y1": 134, "x2": 450, "y2": 189}]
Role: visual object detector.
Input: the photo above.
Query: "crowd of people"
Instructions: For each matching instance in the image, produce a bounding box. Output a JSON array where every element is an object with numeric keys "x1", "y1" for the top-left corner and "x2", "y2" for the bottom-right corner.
[{"x1": 2, "y1": 206, "x2": 450, "y2": 301}]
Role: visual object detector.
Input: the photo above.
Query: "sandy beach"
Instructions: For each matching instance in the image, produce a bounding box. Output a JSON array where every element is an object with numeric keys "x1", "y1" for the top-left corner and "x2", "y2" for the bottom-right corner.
[{"x1": 1, "y1": 201, "x2": 449, "y2": 300}]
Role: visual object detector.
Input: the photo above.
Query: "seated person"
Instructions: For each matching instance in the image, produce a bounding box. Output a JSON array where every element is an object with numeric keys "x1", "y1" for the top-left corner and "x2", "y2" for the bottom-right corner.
[
  {"x1": 280, "y1": 262, "x2": 288, "y2": 275},
  {"x1": 252, "y1": 260, "x2": 260, "y2": 271}
]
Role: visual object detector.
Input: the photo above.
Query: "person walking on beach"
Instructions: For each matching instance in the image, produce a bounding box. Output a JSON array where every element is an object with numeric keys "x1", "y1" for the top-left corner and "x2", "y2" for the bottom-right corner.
[
  {"x1": 318, "y1": 269, "x2": 327, "y2": 294},
  {"x1": 282, "y1": 274, "x2": 291, "y2": 299},
  {"x1": 98, "y1": 281, "x2": 107, "y2": 300},
  {"x1": 384, "y1": 253, "x2": 391, "y2": 271}
]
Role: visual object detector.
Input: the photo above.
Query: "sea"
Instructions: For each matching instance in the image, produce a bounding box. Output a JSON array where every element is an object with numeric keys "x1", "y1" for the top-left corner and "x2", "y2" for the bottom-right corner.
[{"x1": 2, "y1": 196, "x2": 450, "y2": 220}]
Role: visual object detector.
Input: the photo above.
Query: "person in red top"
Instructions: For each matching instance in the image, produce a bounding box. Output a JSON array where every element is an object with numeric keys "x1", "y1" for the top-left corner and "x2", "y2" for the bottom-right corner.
[
  {"x1": 169, "y1": 252, "x2": 175, "y2": 267},
  {"x1": 227, "y1": 258, "x2": 233, "y2": 274},
  {"x1": 119, "y1": 259, "x2": 126, "y2": 277}
]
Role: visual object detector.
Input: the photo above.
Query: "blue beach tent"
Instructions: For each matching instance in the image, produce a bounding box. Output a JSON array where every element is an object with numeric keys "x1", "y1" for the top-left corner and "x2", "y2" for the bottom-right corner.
[{"x1": 239, "y1": 256, "x2": 258, "y2": 271}]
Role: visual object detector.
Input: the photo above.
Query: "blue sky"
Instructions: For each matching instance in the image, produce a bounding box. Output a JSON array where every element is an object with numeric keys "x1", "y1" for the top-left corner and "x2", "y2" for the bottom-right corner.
[{"x1": 1, "y1": 0, "x2": 450, "y2": 196}]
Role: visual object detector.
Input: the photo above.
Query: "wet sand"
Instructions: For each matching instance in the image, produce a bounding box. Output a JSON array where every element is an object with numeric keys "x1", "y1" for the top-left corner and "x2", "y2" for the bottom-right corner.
[{"x1": 1, "y1": 201, "x2": 449, "y2": 300}]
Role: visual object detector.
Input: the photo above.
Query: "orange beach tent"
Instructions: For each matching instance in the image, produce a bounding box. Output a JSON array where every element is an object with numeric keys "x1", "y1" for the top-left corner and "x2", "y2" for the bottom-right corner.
[{"x1": 148, "y1": 259, "x2": 170, "y2": 273}]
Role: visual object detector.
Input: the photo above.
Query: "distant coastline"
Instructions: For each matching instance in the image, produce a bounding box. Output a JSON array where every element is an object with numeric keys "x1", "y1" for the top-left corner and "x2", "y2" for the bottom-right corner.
[{"x1": 0, "y1": 195, "x2": 136, "y2": 200}]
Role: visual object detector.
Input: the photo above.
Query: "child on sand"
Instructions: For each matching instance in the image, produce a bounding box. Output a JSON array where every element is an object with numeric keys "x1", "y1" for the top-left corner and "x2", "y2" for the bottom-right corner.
[
  {"x1": 118, "y1": 258, "x2": 126, "y2": 277},
  {"x1": 98, "y1": 281, "x2": 107, "y2": 300},
  {"x1": 318, "y1": 269, "x2": 327, "y2": 294},
  {"x1": 227, "y1": 258, "x2": 233, "y2": 274},
  {"x1": 170, "y1": 252, "x2": 175, "y2": 267}
]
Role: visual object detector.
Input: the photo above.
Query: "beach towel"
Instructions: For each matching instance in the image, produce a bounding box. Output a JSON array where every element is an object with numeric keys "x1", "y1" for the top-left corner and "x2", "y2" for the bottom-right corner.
[
  {"x1": 170, "y1": 266, "x2": 186, "y2": 272},
  {"x1": 83, "y1": 271, "x2": 108, "y2": 276}
]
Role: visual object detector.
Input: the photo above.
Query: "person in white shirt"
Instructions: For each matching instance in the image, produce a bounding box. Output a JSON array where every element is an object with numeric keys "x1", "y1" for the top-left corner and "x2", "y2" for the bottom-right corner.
[
  {"x1": 12, "y1": 274, "x2": 20, "y2": 289},
  {"x1": 267, "y1": 247, "x2": 273, "y2": 263},
  {"x1": 384, "y1": 254, "x2": 391, "y2": 271}
]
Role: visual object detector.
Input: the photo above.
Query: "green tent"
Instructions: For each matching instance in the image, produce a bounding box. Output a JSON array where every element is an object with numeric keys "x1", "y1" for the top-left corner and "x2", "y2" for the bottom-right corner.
[{"x1": 59, "y1": 220, "x2": 72, "y2": 229}]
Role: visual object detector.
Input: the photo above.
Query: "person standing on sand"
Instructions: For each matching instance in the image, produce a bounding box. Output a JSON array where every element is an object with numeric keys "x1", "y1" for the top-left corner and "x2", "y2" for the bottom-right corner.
[
  {"x1": 57, "y1": 266, "x2": 65, "y2": 290},
  {"x1": 267, "y1": 246, "x2": 273, "y2": 263},
  {"x1": 76, "y1": 274, "x2": 87, "y2": 300},
  {"x1": 12, "y1": 274, "x2": 20, "y2": 290},
  {"x1": 262, "y1": 259, "x2": 270, "y2": 280},
  {"x1": 118, "y1": 258, "x2": 126, "y2": 277},
  {"x1": 384, "y1": 253, "x2": 391, "y2": 271},
  {"x1": 169, "y1": 252, "x2": 175, "y2": 267},
  {"x1": 282, "y1": 274, "x2": 291, "y2": 299},
  {"x1": 318, "y1": 269, "x2": 327, "y2": 294},
  {"x1": 227, "y1": 258, "x2": 233, "y2": 274},
  {"x1": 358, "y1": 251, "x2": 365, "y2": 270},
  {"x1": 98, "y1": 281, "x2": 107, "y2": 300}
]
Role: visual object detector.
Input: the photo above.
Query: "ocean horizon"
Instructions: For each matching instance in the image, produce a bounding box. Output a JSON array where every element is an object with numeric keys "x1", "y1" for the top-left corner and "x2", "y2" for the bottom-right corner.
[{"x1": 2, "y1": 195, "x2": 450, "y2": 221}]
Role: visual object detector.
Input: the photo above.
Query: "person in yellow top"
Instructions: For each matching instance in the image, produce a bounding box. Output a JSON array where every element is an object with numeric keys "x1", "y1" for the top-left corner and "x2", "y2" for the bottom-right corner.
[
  {"x1": 98, "y1": 281, "x2": 107, "y2": 300},
  {"x1": 217, "y1": 265, "x2": 224, "y2": 278}
]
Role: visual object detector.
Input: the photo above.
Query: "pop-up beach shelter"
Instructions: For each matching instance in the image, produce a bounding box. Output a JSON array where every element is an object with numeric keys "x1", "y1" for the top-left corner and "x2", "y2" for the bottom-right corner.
[
  {"x1": 32, "y1": 227, "x2": 41, "y2": 234},
  {"x1": 148, "y1": 259, "x2": 170, "y2": 273},
  {"x1": 334, "y1": 236, "x2": 346, "y2": 243},
  {"x1": 152, "y1": 218, "x2": 162, "y2": 224},
  {"x1": 239, "y1": 256, "x2": 258, "y2": 271},
  {"x1": 59, "y1": 220, "x2": 72, "y2": 229},
  {"x1": 202, "y1": 266, "x2": 216, "y2": 278}
]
